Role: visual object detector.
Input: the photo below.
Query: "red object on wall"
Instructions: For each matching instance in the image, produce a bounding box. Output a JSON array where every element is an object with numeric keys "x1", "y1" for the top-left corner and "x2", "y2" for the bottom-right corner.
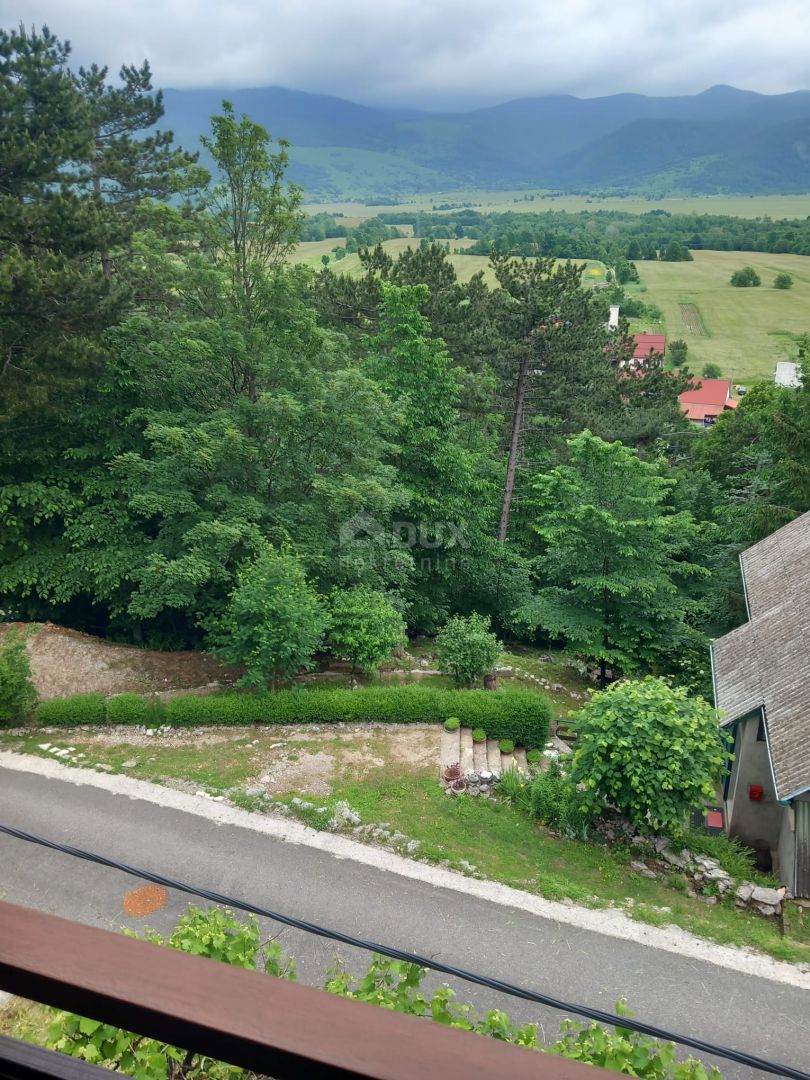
[{"x1": 749, "y1": 784, "x2": 764, "y2": 801}]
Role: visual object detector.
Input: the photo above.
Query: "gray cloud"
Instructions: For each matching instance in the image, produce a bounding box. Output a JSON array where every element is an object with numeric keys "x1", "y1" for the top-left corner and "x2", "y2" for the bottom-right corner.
[{"x1": 4, "y1": 0, "x2": 810, "y2": 108}]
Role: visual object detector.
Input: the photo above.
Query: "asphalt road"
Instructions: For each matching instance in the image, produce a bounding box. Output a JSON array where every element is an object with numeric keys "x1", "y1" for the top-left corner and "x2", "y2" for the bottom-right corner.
[{"x1": 1, "y1": 767, "x2": 808, "y2": 1079}]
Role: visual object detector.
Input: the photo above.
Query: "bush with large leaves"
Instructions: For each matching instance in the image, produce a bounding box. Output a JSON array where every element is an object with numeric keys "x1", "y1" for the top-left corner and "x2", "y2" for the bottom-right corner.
[
  {"x1": 209, "y1": 545, "x2": 328, "y2": 691},
  {"x1": 328, "y1": 587, "x2": 405, "y2": 674},
  {"x1": 570, "y1": 677, "x2": 731, "y2": 834}
]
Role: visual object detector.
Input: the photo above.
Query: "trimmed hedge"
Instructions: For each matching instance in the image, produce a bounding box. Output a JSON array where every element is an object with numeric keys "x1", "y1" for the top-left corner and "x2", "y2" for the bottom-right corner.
[
  {"x1": 105, "y1": 693, "x2": 152, "y2": 725},
  {"x1": 35, "y1": 693, "x2": 106, "y2": 726},
  {"x1": 33, "y1": 686, "x2": 551, "y2": 748}
]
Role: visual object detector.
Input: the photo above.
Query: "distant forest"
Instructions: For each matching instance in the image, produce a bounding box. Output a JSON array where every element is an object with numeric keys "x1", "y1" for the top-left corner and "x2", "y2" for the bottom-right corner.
[{"x1": 361, "y1": 209, "x2": 810, "y2": 261}]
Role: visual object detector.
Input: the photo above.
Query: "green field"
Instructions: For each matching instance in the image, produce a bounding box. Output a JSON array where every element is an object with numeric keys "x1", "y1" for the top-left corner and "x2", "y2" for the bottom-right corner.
[
  {"x1": 627, "y1": 250, "x2": 810, "y2": 384},
  {"x1": 291, "y1": 236, "x2": 606, "y2": 287},
  {"x1": 303, "y1": 191, "x2": 810, "y2": 227}
]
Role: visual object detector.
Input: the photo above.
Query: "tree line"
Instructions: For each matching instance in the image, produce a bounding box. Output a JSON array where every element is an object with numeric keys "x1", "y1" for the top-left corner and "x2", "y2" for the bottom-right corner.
[{"x1": 3, "y1": 25, "x2": 810, "y2": 695}]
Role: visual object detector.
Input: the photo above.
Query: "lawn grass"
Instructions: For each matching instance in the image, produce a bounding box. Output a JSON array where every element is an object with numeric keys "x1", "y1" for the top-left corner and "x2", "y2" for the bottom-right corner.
[
  {"x1": 627, "y1": 250, "x2": 810, "y2": 384},
  {"x1": 324, "y1": 769, "x2": 810, "y2": 965}
]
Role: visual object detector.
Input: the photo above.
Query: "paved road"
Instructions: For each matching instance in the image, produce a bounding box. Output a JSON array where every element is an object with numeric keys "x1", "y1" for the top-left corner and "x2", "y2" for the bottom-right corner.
[{"x1": 1, "y1": 767, "x2": 808, "y2": 1079}]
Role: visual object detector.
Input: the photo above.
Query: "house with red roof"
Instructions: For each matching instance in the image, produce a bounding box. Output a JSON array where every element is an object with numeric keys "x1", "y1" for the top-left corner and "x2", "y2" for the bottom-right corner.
[
  {"x1": 679, "y1": 378, "x2": 738, "y2": 426},
  {"x1": 632, "y1": 333, "x2": 666, "y2": 363}
]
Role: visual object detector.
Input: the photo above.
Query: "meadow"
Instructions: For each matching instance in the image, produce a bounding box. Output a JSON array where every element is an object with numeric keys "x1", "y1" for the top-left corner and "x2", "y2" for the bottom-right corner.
[
  {"x1": 302, "y1": 191, "x2": 810, "y2": 228},
  {"x1": 291, "y1": 235, "x2": 607, "y2": 287},
  {"x1": 626, "y1": 250, "x2": 810, "y2": 384}
]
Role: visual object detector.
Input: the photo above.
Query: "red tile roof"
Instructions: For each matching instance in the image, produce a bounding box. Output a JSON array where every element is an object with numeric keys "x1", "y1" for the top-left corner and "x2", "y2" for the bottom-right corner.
[
  {"x1": 679, "y1": 378, "x2": 738, "y2": 422},
  {"x1": 632, "y1": 333, "x2": 666, "y2": 360}
]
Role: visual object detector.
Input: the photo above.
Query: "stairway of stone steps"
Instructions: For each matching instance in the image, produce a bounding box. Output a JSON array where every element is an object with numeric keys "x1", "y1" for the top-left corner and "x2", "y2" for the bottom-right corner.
[
  {"x1": 459, "y1": 727, "x2": 475, "y2": 773},
  {"x1": 485, "y1": 738, "x2": 501, "y2": 773},
  {"x1": 441, "y1": 727, "x2": 531, "y2": 780},
  {"x1": 440, "y1": 725, "x2": 461, "y2": 772},
  {"x1": 472, "y1": 737, "x2": 488, "y2": 772}
]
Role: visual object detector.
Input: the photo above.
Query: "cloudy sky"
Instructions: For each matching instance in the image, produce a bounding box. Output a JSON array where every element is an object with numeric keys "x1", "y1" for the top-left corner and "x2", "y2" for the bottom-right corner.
[{"x1": 5, "y1": 0, "x2": 810, "y2": 108}]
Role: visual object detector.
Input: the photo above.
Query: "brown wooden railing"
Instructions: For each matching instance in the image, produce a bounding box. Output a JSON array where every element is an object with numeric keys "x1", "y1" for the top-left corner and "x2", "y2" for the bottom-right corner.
[{"x1": 0, "y1": 900, "x2": 606, "y2": 1079}]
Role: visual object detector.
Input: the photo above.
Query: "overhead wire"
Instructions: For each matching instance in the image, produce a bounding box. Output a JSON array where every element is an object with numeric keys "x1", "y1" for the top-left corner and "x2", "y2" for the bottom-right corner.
[{"x1": 1, "y1": 823, "x2": 807, "y2": 1080}]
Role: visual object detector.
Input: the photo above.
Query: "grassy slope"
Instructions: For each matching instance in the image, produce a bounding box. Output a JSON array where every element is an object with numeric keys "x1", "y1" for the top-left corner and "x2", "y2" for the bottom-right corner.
[{"x1": 628, "y1": 250, "x2": 810, "y2": 384}]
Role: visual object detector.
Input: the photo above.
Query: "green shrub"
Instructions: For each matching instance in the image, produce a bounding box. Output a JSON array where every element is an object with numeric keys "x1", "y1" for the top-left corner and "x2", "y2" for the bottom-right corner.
[
  {"x1": 106, "y1": 693, "x2": 149, "y2": 725},
  {"x1": 681, "y1": 829, "x2": 758, "y2": 881},
  {"x1": 530, "y1": 761, "x2": 591, "y2": 839},
  {"x1": 701, "y1": 362, "x2": 722, "y2": 379},
  {"x1": 773, "y1": 272, "x2": 793, "y2": 290},
  {"x1": 436, "y1": 613, "x2": 502, "y2": 687},
  {"x1": 36, "y1": 693, "x2": 106, "y2": 726},
  {"x1": 498, "y1": 738, "x2": 514, "y2": 754},
  {"x1": 471, "y1": 727, "x2": 486, "y2": 743},
  {"x1": 444, "y1": 716, "x2": 460, "y2": 731},
  {"x1": 571, "y1": 677, "x2": 731, "y2": 833},
  {"x1": 33, "y1": 686, "x2": 551, "y2": 747},
  {"x1": 526, "y1": 748, "x2": 541, "y2": 765},
  {"x1": 498, "y1": 766, "x2": 531, "y2": 810},
  {"x1": 163, "y1": 686, "x2": 550, "y2": 747},
  {"x1": 328, "y1": 587, "x2": 406, "y2": 673},
  {"x1": 730, "y1": 266, "x2": 760, "y2": 287},
  {"x1": 0, "y1": 629, "x2": 37, "y2": 725}
]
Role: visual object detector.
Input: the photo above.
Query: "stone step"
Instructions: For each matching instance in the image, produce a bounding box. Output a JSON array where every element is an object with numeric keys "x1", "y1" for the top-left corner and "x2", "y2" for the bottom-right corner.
[
  {"x1": 513, "y1": 748, "x2": 528, "y2": 773},
  {"x1": 440, "y1": 726, "x2": 461, "y2": 774},
  {"x1": 459, "y1": 727, "x2": 475, "y2": 774},
  {"x1": 473, "y1": 735, "x2": 488, "y2": 773},
  {"x1": 485, "y1": 738, "x2": 502, "y2": 774},
  {"x1": 501, "y1": 751, "x2": 520, "y2": 774}
]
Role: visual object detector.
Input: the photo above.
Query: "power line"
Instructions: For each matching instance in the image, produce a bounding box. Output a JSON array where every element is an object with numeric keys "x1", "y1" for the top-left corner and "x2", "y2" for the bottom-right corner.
[{"x1": 1, "y1": 823, "x2": 807, "y2": 1080}]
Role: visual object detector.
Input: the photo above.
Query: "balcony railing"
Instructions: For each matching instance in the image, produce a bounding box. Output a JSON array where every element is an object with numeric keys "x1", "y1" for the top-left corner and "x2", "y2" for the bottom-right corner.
[{"x1": 0, "y1": 899, "x2": 606, "y2": 1079}]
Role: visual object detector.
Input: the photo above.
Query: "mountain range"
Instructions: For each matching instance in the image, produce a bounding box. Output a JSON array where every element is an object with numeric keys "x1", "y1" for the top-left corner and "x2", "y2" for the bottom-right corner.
[{"x1": 161, "y1": 84, "x2": 810, "y2": 201}]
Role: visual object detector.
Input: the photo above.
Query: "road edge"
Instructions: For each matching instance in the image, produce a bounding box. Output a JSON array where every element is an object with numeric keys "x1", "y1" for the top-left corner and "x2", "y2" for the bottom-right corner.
[{"x1": 2, "y1": 749, "x2": 809, "y2": 990}]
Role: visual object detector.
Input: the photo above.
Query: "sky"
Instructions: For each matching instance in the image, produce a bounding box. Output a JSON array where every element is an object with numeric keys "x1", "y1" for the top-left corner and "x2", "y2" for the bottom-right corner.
[{"x1": 5, "y1": 0, "x2": 810, "y2": 109}]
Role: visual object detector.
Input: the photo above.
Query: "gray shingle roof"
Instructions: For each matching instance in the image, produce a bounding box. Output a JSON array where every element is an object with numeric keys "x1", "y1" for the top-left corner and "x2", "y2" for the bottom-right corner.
[{"x1": 712, "y1": 510, "x2": 810, "y2": 801}]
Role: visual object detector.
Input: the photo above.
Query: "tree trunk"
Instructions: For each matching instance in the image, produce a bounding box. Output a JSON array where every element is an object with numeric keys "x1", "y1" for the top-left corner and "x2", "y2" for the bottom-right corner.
[{"x1": 498, "y1": 353, "x2": 530, "y2": 542}]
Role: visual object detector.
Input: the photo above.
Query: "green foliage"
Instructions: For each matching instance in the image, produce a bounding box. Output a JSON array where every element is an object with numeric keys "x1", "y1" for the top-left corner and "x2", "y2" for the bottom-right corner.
[
  {"x1": 530, "y1": 760, "x2": 592, "y2": 839},
  {"x1": 0, "y1": 629, "x2": 37, "y2": 724},
  {"x1": 105, "y1": 693, "x2": 151, "y2": 725},
  {"x1": 209, "y1": 546, "x2": 329, "y2": 691},
  {"x1": 551, "y1": 1001, "x2": 721, "y2": 1079},
  {"x1": 45, "y1": 905, "x2": 292, "y2": 1078},
  {"x1": 498, "y1": 738, "x2": 515, "y2": 753},
  {"x1": 42, "y1": 904, "x2": 721, "y2": 1079},
  {"x1": 436, "y1": 613, "x2": 503, "y2": 687},
  {"x1": 327, "y1": 587, "x2": 405, "y2": 673},
  {"x1": 526, "y1": 748, "x2": 541, "y2": 765},
  {"x1": 668, "y1": 339, "x2": 689, "y2": 367},
  {"x1": 773, "y1": 272, "x2": 793, "y2": 289},
  {"x1": 661, "y1": 240, "x2": 693, "y2": 262},
  {"x1": 730, "y1": 266, "x2": 761, "y2": 287},
  {"x1": 161, "y1": 686, "x2": 551, "y2": 747},
  {"x1": 497, "y1": 766, "x2": 530, "y2": 810},
  {"x1": 681, "y1": 830, "x2": 757, "y2": 882},
  {"x1": 36, "y1": 693, "x2": 106, "y2": 726},
  {"x1": 472, "y1": 727, "x2": 486, "y2": 742},
  {"x1": 702, "y1": 362, "x2": 722, "y2": 379},
  {"x1": 570, "y1": 678, "x2": 731, "y2": 833},
  {"x1": 516, "y1": 432, "x2": 707, "y2": 680},
  {"x1": 30, "y1": 684, "x2": 550, "y2": 748}
]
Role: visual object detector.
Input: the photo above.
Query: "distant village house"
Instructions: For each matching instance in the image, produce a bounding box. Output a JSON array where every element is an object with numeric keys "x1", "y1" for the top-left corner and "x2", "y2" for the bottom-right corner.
[{"x1": 679, "y1": 378, "x2": 737, "y2": 427}]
